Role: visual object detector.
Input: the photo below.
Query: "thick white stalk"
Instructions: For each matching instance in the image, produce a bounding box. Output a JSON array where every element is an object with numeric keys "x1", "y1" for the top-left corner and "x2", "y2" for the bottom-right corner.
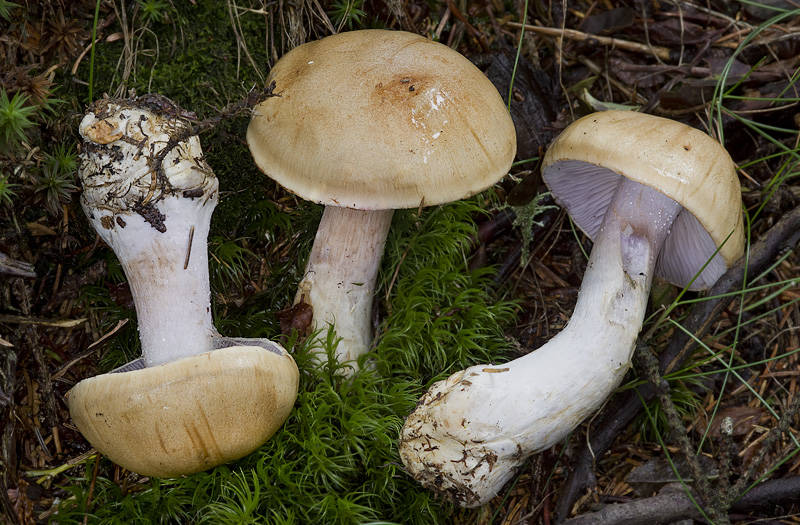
[
  {"x1": 296, "y1": 206, "x2": 394, "y2": 372},
  {"x1": 79, "y1": 95, "x2": 220, "y2": 368},
  {"x1": 98, "y1": 197, "x2": 217, "y2": 367},
  {"x1": 72, "y1": 95, "x2": 301, "y2": 480},
  {"x1": 399, "y1": 179, "x2": 683, "y2": 507}
]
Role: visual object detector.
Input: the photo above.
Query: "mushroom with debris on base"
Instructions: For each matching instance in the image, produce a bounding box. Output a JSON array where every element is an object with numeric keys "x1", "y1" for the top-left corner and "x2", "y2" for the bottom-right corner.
[
  {"x1": 68, "y1": 94, "x2": 299, "y2": 478},
  {"x1": 247, "y1": 29, "x2": 516, "y2": 375},
  {"x1": 399, "y1": 110, "x2": 745, "y2": 507}
]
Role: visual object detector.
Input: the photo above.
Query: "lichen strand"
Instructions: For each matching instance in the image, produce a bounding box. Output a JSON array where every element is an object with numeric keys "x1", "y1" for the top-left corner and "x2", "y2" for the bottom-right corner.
[{"x1": 79, "y1": 94, "x2": 216, "y2": 226}]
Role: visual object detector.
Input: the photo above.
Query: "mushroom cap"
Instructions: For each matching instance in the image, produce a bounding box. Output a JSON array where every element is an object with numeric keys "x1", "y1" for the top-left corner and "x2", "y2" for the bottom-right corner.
[
  {"x1": 542, "y1": 110, "x2": 744, "y2": 290},
  {"x1": 247, "y1": 29, "x2": 516, "y2": 210},
  {"x1": 67, "y1": 344, "x2": 299, "y2": 478}
]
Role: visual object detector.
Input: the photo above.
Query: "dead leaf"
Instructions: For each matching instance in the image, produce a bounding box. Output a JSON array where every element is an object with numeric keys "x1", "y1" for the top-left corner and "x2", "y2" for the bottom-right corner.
[
  {"x1": 580, "y1": 7, "x2": 635, "y2": 36},
  {"x1": 276, "y1": 295, "x2": 313, "y2": 336}
]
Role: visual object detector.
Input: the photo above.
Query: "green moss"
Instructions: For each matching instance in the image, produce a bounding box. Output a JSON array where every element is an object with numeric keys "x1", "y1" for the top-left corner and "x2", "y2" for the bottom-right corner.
[
  {"x1": 509, "y1": 194, "x2": 556, "y2": 267},
  {"x1": 377, "y1": 200, "x2": 517, "y2": 383},
  {"x1": 84, "y1": 2, "x2": 267, "y2": 112}
]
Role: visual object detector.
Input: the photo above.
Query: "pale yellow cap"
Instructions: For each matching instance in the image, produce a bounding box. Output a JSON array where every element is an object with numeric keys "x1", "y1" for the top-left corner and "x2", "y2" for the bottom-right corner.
[
  {"x1": 68, "y1": 345, "x2": 299, "y2": 478},
  {"x1": 247, "y1": 29, "x2": 516, "y2": 210},
  {"x1": 542, "y1": 111, "x2": 744, "y2": 289}
]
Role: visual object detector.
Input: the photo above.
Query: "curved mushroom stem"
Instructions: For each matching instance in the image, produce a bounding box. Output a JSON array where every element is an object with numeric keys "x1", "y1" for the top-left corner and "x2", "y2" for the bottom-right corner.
[
  {"x1": 296, "y1": 206, "x2": 394, "y2": 374},
  {"x1": 399, "y1": 178, "x2": 683, "y2": 507}
]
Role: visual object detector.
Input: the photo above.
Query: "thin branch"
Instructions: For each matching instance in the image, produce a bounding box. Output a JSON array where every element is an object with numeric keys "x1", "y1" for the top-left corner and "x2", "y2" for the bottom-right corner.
[
  {"x1": 635, "y1": 341, "x2": 727, "y2": 523},
  {"x1": 502, "y1": 21, "x2": 673, "y2": 61},
  {"x1": 562, "y1": 475, "x2": 800, "y2": 525}
]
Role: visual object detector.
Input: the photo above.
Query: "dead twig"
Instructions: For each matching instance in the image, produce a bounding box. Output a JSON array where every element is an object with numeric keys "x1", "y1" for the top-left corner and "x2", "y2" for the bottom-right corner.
[
  {"x1": 82, "y1": 453, "x2": 102, "y2": 525},
  {"x1": 502, "y1": 22, "x2": 673, "y2": 61},
  {"x1": 635, "y1": 341, "x2": 729, "y2": 523},
  {"x1": 0, "y1": 315, "x2": 86, "y2": 329},
  {"x1": 0, "y1": 254, "x2": 36, "y2": 279},
  {"x1": 562, "y1": 474, "x2": 800, "y2": 525},
  {"x1": 383, "y1": 0, "x2": 418, "y2": 34},
  {"x1": 443, "y1": 0, "x2": 489, "y2": 52},
  {"x1": 189, "y1": 82, "x2": 278, "y2": 137}
]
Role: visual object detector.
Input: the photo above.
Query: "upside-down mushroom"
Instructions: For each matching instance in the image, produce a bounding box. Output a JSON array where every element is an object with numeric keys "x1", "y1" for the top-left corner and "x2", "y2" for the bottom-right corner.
[
  {"x1": 68, "y1": 94, "x2": 299, "y2": 478},
  {"x1": 399, "y1": 111, "x2": 745, "y2": 507}
]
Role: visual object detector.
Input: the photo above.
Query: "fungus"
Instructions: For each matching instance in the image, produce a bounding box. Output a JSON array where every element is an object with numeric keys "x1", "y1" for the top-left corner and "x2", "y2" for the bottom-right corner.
[
  {"x1": 68, "y1": 94, "x2": 299, "y2": 478},
  {"x1": 399, "y1": 111, "x2": 745, "y2": 507},
  {"x1": 247, "y1": 30, "x2": 516, "y2": 374}
]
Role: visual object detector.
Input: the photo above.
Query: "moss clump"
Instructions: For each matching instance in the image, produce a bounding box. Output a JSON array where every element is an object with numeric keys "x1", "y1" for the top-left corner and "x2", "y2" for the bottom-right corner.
[
  {"x1": 377, "y1": 199, "x2": 517, "y2": 383},
  {"x1": 83, "y1": 2, "x2": 268, "y2": 112}
]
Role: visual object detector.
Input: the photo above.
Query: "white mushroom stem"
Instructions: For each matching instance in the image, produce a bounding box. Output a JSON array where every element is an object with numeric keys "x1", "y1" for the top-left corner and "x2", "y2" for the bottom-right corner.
[
  {"x1": 296, "y1": 206, "x2": 394, "y2": 371},
  {"x1": 399, "y1": 177, "x2": 683, "y2": 507},
  {"x1": 79, "y1": 95, "x2": 219, "y2": 368},
  {"x1": 103, "y1": 197, "x2": 217, "y2": 367},
  {"x1": 72, "y1": 95, "x2": 301, "y2": 479}
]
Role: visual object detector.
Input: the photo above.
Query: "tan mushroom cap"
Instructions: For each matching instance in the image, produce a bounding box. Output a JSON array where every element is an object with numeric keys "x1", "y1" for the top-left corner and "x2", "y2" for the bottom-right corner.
[
  {"x1": 67, "y1": 345, "x2": 299, "y2": 478},
  {"x1": 542, "y1": 110, "x2": 744, "y2": 288},
  {"x1": 247, "y1": 29, "x2": 516, "y2": 210}
]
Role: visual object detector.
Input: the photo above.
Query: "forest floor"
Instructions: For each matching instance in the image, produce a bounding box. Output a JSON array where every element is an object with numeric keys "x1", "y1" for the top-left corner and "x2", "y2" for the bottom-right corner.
[{"x1": 1, "y1": 0, "x2": 800, "y2": 524}]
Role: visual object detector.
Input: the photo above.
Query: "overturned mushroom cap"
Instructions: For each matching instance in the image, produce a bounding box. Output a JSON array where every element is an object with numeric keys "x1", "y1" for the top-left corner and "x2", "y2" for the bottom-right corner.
[
  {"x1": 542, "y1": 110, "x2": 745, "y2": 290},
  {"x1": 71, "y1": 95, "x2": 300, "y2": 477},
  {"x1": 247, "y1": 29, "x2": 516, "y2": 210},
  {"x1": 68, "y1": 343, "x2": 299, "y2": 478}
]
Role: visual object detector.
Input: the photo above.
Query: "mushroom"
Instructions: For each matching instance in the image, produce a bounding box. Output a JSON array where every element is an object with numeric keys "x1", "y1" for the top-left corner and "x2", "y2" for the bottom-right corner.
[
  {"x1": 68, "y1": 94, "x2": 299, "y2": 478},
  {"x1": 247, "y1": 30, "x2": 516, "y2": 374},
  {"x1": 398, "y1": 111, "x2": 745, "y2": 507}
]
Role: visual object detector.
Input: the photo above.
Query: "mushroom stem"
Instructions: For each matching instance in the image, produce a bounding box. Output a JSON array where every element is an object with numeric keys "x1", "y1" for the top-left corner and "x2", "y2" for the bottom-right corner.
[
  {"x1": 77, "y1": 95, "x2": 220, "y2": 368},
  {"x1": 296, "y1": 206, "x2": 394, "y2": 371},
  {"x1": 399, "y1": 177, "x2": 683, "y2": 507},
  {"x1": 111, "y1": 196, "x2": 217, "y2": 367}
]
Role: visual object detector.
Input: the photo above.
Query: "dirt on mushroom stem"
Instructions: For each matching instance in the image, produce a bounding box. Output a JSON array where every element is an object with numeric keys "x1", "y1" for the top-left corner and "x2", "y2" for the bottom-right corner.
[
  {"x1": 78, "y1": 96, "x2": 220, "y2": 366},
  {"x1": 66, "y1": 94, "x2": 300, "y2": 480}
]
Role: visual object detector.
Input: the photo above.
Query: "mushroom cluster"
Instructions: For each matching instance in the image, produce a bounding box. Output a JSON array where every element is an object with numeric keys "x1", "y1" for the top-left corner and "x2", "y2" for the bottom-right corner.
[
  {"x1": 69, "y1": 94, "x2": 299, "y2": 478},
  {"x1": 247, "y1": 29, "x2": 516, "y2": 375},
  {"x1": 399, "y1": 111, "x2": 745, "y2": 507}
]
